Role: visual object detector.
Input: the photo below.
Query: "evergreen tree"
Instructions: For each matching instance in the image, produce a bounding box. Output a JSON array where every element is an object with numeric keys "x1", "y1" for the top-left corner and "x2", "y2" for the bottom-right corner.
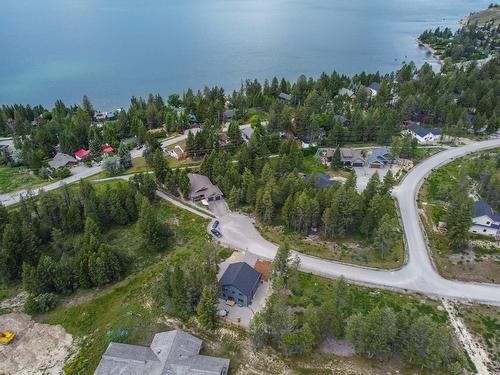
[
  {"x1": 197, "y1": 286, "x2": 217, "y2": 329},
  {"x1": 446, "y1": 188, "x2": 472, "y2": 250},
  {"x1": 331, "y1": 146, "x2": 342, "y2": 169},
  {"x1": 137, "y1": 197, "x2": 164, "y2": 250},
  {"x1": 153, "y1": 148, "x2": 169, "y2": 184}
]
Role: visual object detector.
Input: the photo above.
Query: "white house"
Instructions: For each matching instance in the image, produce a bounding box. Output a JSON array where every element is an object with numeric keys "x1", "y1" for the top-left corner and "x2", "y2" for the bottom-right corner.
[
  {"x1": 469, "y1": 200, "x2": 500, "y2": 238},
  {"x1": 408, "y1": 122, "x2": 441, "y2": 144}
]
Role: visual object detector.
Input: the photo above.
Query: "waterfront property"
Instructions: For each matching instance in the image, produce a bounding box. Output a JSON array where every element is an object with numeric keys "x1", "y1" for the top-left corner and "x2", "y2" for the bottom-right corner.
[
  {"x1": 94, "y1": 329, "x2": 230, "y2": 375},
  {"x1": 219, "y1": 262, "x2": 262, "y2": 307}
]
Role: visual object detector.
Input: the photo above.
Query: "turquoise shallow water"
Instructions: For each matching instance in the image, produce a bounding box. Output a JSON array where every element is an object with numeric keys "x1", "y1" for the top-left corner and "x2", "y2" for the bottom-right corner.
[{"x1": 0, "y1": 0, "x2": 491, "y2": 108}]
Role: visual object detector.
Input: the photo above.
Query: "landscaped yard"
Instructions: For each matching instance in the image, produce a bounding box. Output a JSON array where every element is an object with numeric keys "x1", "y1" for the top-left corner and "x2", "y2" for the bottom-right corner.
[{"x1": 0, "y1": 166, "x2": 51, "y2": 193}]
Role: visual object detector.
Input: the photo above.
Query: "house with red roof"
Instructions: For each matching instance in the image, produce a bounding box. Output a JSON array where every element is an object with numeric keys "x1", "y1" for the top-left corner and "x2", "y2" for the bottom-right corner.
[
  {"x1": 74, "y1": 148, "x2": 90, "y2": 161},
  {"x1": 102, "y1": 145, "x2": 114, "y2": 153}
]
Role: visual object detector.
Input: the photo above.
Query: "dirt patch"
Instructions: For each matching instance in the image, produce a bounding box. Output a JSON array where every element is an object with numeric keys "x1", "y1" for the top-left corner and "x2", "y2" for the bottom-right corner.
[
  {"x1": 320, "y1": 337, "x2": 356, "y2": 356},
  {"x1": 0, "y1": 313, "x2": 75, "y2": 375}
]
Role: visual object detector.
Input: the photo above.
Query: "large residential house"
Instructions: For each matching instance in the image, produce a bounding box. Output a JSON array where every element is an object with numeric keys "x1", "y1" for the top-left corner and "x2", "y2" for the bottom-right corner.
[
  {"x1": 219, "y1": 262, "x2": 262, "y2": 307},
  {"x1": 48, "y1": 153, "x2": 77, "y2": 170},
  {"x1": 408, "y1": 122, "x2": 441, "y2": 144},
  {"x1": 316, "y1": 148, "x2": 364, "y2": 167},
  {"x1": 470, "y1": 200, "x2": 500, "y2": 238},
  {"x1": 340, "y1": 148, "x2": 365, "y2": 167},
  {"x1": 94, "y1": 329, "x2": 230, "y2": 375},
  {"x1": 188, "y1": 173, "x2": 223, "y2": 202},
  {"x1": 367, "y1": 146, "x2": 393, "y2": 168}
]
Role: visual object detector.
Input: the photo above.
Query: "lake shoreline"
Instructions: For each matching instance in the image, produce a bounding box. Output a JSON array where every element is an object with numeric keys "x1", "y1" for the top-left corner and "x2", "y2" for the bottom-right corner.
[{"x1": 416, "y1": 38, "x2": 443, "y2": 65}]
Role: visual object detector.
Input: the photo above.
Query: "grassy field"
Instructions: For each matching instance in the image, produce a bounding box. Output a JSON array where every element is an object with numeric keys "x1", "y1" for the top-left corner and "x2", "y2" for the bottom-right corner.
[
  {"x1": 260, "y1": 226, "x2": 404, "y2": 269},
  {"x1": 0, "y1": 166, "x2": 51, "y2": 193},
  {"x1": 459, "y1": 304, "x2": 500, "y2": 373},
  {"x1": 467, "y1": 5, "x2": 500, "y2": 27}
]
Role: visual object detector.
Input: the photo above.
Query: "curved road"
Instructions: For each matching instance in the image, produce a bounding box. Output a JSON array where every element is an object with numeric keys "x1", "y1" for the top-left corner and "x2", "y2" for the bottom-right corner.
[{"x1": 217, "y1": 139, "x2": 500, "y2": 306}]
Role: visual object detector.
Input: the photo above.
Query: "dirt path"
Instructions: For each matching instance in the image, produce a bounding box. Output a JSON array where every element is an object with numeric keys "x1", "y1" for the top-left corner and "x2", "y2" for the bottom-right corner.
[
  {"x1": 442, "y1": 299, "x2": 491, "y2": 375},
  {"x1": 0, "y1": 313, "x2": 75, "y2": 375}
]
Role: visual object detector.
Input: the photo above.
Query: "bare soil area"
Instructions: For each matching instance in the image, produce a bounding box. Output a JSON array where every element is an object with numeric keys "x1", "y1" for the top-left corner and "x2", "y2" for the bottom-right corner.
[{"x1": 0, "y1": 313, "x2": 75, "y2": 375}]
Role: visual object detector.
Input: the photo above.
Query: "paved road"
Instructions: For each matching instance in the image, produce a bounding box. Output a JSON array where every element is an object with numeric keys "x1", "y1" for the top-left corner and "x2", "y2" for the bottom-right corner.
[
  {"x1": 0, "y1": 123, "x2": 255, "y2": 207},
  {"x1": 217, "y1": 139, "x2": 500, "y2": 306}
]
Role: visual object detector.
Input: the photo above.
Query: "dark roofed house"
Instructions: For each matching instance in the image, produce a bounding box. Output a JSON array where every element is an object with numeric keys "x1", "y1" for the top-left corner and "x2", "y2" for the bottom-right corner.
[
  {"x1": 223, "y1": 109, "x2": 234, "y2": 122},
  {"x1": 335, "y1": 114, "x2": 351, "y2": 127},
  {"x1": 188, "y1": 173, "x2": 223, "y2": 202},
  {"x1": 94, "y1": 329, "x2": 230, "y2": 375},
  {"x1": 278, "y1": 92, "x2": 292, "y2": 102},
  {"x1": 470, "y1": 200, "x2": 500, "y2": 238},
  {"x1": 408, "y1": 122, "x2": 441, "y2": 144},
  {"x1": 368, "y1": 82, "x2": 381, "y2": 96},
  {"x1": 220, "y1": 262, "x2": 262, "y2": 307},
  {"x1": 304, "y1": 173, "x2": 336, "y2": 189}
]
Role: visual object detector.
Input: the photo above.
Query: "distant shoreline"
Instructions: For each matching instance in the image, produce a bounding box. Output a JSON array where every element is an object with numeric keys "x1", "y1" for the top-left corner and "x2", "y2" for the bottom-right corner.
[{"x1": 416, "y1": 38, "x2": 443, "y2": 65}]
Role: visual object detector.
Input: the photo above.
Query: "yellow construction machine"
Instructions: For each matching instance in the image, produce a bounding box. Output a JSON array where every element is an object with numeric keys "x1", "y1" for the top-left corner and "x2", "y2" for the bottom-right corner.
[{"x1": 0, "y1": 330, "x2": 15, "y2": 345}]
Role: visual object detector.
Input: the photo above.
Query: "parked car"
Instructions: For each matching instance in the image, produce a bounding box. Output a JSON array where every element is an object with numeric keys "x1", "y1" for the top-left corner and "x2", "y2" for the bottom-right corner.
[
  {"x1": 212, "y1": 220, "x2": 220, "y2": 229},
  {"x1": 211, "y1": 229, "x2": 222, "y2": 238}
]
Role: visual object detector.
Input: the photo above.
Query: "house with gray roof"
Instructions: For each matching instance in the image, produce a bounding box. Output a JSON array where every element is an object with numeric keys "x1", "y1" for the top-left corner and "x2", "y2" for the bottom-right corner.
[
  {"x1": 220, "y1": 262, "x2": 262, "y2": 307},
  {"x1": 241, "y1": 126, "x2": 254, "y2": 143},
  {"x1": 408, "y1": 122, "x2": 441, "y2": 144},
  {"x1": 470, "y1": 200, "x2": 500, "y2": 238},
  {"x1": 48, "y1": 152, "x2": 77, "y2": 170},
  {"x1": 340, "y1": 148, "x2": 365, "y2": 167},
  {"x1": 367, "y1": 146, "x2": 394, "y2": 168},
  {"x1": 335, "y1": 114, "x2": 351, "y2": 127},
  {"x1": 94, "y1": 329, "x2": 230, "y2": 375},
  {"x1": 278, "y1": 92, "x2": 292, "y2": 102},
  {"x1": 188, "y1": 173, "x2": 223, "y2": 202}
]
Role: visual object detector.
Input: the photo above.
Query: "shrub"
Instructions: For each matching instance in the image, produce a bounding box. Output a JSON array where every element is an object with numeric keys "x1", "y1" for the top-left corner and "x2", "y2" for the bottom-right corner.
[
  {"x1": 24, "y1": 293, "x2": 58, "y2": 315},
  {"x1": 52, "y1": 167, "x2": 71, "y2": 179}
]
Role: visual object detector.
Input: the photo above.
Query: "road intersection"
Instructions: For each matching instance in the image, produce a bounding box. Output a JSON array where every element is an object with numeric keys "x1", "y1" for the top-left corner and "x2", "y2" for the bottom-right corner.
[
  {"x1": 2, "y1": 134, "x2": 499, "y2": 305},
  {"x1": 217, "y1": 139, "x2": 500, "y2": 305}
]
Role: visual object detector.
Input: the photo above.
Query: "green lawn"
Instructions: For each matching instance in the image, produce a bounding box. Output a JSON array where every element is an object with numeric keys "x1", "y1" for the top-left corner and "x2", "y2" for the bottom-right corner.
[{"x1": 0, "y1": 166, "x2": 51, "y2": 193}]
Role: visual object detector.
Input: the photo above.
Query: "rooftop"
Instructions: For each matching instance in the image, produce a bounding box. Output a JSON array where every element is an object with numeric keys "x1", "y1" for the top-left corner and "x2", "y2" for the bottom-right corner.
[
  {"x1": 94, "y1": 330, "x2": 229, "y2": 375},
  {"x1": 219, "y1": 262, "x2": 261, "y2": 296},
  {"x1": 48, "y1": 152, "x2": 77, "y2": 169},
  {"x1": 409, "y1": 122, "x2": 441, "y2": 138},
  {"x1": 473, "y1": 200, "x2": 500, "y2": 221}
]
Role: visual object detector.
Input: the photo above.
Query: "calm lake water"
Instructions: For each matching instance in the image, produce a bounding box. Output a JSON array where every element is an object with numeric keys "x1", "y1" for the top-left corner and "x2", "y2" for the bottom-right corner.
[{"x1": 0, "y1": 0, "x2": 492, "y2": 108}]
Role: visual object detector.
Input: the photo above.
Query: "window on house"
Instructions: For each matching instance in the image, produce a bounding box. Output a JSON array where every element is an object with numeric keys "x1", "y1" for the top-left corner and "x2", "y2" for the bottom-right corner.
[
  {"x1": 486, "y1": 221, "x2": 490, "y2": 225},
  {"x1": 483, "y1": 229, "x2": 487, "y2": 232}
]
